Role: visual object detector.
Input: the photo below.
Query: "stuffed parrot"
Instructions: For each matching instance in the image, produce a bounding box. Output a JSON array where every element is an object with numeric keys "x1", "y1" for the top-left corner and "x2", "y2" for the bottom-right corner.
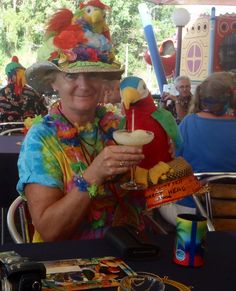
[
  {"x1": 78, "y1": 0, "x2": 111, "y2": 40},
  {"x1": 39, "y1": 1, "x2": 113, "y2": 65},
  {"x1": 120, "y1": 76, "x2": 182, "y2": 187}
]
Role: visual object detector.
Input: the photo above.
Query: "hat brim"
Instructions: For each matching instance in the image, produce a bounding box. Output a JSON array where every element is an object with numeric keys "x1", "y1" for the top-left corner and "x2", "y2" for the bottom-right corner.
[{"x1": 26, "y1": 60, "x2": 124, "y2": 94}]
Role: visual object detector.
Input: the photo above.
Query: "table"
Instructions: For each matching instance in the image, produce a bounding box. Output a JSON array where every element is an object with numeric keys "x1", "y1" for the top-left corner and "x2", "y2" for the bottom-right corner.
[
  {"x1": 0, "y1": 135, "x2": 24, "y2": 244},
  {"x1": 0, "y1": 135, "x2": 24, "y2": 207},
  {"x1": 0, "y1": 231, "x2": 235, "y2": 290}
]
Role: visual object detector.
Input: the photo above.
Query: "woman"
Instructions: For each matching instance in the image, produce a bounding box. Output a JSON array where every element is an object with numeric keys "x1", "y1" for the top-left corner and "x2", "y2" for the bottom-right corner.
[
  {"x1": 159, "y1": 71, "x2": 236, "y2": 224},
  {"x1": 17, "y1": 2, "x2": 145, "y2": 242},
  {"x1": 176, "y1": 71, "x2": 236, "y2": 209},
  {"x1": 177, "y1": 71, "x2": 236, "y2": 172}
]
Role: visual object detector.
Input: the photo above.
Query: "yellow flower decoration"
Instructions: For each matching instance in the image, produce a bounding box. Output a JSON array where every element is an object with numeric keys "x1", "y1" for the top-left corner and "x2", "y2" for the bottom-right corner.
[
  {"x1": 24, "y1": 115, "x2": 43, "y2": 130},
  {"x1": 104, "y1": 103, "x2": 122, "y2": 115}
]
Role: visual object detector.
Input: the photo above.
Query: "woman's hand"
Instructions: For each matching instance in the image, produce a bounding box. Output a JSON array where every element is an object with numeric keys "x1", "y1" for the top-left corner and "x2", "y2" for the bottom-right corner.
[{"x1": 83, "y1": 145, "x2": 144, "y2": 185}]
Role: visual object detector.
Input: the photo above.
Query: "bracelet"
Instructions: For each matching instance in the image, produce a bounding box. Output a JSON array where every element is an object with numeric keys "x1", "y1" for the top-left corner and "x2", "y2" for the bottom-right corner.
[{"x1": 74, "y1": 176, "x2": 98, "y2": 199}]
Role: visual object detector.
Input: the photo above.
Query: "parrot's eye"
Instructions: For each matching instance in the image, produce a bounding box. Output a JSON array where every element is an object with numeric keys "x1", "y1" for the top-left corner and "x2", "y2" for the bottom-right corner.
[
  {"x1": 85, "y1": 6, "x2": 94, "y2": 15},
  {"x1": 143, "y1": 85, "x2": 146, "y2": 90}
]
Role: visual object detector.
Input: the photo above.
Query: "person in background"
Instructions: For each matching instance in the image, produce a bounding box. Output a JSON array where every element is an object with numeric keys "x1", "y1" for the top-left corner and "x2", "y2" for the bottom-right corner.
[
  {"x1": 0, "y1": 56, "x2": 47, "y2": 123},
  {"x1": 175, "y1": 71, "x2": 236, "y2": 210},
  {"x1": 161, "y1": 75, "x2": 192, "y2": 124},
  {"x1": 17, "y1": 1, "x2": 146, "y2": 242},
  {"x1": 102, "y1": 79, "x2": 121, "y2": 105}
]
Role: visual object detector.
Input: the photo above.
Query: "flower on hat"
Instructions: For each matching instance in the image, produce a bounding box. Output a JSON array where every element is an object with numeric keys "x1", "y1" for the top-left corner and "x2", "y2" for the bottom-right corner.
[{"x1": 53, "y1": 25, "x2": 86, "y2": 50}]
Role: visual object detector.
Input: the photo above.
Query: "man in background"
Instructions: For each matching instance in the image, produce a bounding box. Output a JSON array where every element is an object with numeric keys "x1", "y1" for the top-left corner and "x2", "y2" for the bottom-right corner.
[
  {"x1": 101, "y1": 79, "x2": 121, "y2": 105},
  {"x1": 161, "y1": 75, "x2": 192, "y2": 124},
  {"x1": 0, "y1": 56, "x2": 47, "y2": 123}
]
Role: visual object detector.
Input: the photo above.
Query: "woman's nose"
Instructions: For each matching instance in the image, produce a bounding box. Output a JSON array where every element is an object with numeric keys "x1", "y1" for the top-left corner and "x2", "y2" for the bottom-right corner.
[{"x1": 74, "y1": 74, "x2": 91, "y2": 88}]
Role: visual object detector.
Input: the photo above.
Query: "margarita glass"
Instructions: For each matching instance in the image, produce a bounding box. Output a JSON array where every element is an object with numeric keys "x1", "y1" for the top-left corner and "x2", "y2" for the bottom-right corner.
[{"x1": 113, "y1": 129, "x2": 154, "y2": 190}]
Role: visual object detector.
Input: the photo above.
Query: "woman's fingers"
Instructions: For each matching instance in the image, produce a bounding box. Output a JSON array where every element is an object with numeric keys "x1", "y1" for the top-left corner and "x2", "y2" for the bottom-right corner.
[{"x1": 86, "y1": 145, "x2": 144, "y2": 184}]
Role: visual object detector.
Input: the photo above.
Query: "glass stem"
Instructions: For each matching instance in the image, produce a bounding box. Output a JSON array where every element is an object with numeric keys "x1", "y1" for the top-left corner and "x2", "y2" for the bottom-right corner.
[{"x1": 130, "y1": 166, "x2": 136, "y2": 184}]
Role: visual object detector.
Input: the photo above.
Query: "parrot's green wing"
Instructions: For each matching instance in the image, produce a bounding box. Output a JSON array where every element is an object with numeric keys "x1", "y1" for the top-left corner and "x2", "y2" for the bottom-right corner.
[
  {"x1": 74, "y1": 8, "x2": 84, "y2": 19},
  {"x1": 152, "y1": 108, "x2": 183, "y2": 150},
  {"x1": 119, "y1": 116, "x2": 126, "y2": 129}
]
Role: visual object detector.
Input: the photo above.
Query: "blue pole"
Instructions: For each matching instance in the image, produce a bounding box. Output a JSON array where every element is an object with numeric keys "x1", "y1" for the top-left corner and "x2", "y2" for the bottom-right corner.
[
  {"x1": 208, "y1": 7, "x2": 216, "y2": 75},
  {"x1": 138, "y1": 3, "x2": 167, "y2": 94}
]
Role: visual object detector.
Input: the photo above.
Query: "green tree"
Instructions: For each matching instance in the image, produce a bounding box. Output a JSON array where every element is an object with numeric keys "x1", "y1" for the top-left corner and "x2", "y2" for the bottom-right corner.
[
  {"x1": 104, "y1": 0, "x2": 176, "y2": 86},
  {"x1": 0, "y1": 0, "x2": 176, "y2": 85}
]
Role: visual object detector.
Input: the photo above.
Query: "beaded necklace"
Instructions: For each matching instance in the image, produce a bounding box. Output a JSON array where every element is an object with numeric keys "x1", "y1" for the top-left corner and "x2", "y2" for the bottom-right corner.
[
  {"x1": 57, "y1": 106, "x2": 103, "y2": 166},
  {"x1": 49, "y1": 103, "x2": 120, "y2": 178}
]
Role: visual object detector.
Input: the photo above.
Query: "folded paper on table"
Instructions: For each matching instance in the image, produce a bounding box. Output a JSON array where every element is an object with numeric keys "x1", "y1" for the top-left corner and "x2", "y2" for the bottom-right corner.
[{"x1": 145, "y1": 175, "x2": 202, "y2": 210}]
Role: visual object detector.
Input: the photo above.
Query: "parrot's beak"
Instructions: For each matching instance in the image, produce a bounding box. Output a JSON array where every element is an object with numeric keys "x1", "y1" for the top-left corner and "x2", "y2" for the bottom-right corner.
[
  {"x1": 91, "y1": 10, "x2": 104, "y2": 24},
  {"x1": 122, "y1": 87, "x2": 141, "y2": 110}
]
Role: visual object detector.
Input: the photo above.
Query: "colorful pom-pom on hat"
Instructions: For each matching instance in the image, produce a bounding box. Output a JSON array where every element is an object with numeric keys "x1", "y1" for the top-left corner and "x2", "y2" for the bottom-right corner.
[{"x1": 26, "y1": 0, "x2": 124, "y2": 93}]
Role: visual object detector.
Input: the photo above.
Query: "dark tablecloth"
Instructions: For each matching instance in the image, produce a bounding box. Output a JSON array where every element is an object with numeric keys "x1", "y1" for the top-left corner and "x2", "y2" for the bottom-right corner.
[
  {"x1": 1, "y1": 231, "x2": 235, "y2": 291},
  {"x1": 0, "y1": 135, "x2": 23, "y2": 206}
]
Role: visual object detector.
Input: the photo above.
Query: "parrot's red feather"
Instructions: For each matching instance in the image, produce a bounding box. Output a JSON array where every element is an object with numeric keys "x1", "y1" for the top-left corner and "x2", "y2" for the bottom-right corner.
[{"x1": 46, "y1": 8, "x2": 73, "y2": 34}]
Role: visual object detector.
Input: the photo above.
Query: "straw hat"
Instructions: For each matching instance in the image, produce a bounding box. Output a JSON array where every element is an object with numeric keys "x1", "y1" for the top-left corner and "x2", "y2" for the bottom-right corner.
[{"x1": 26, "y1": 0, "x2": 124, "y2": 93}]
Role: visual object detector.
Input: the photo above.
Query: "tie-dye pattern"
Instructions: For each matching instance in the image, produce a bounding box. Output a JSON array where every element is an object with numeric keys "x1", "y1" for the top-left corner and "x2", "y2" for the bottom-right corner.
[{"x1": 17, "y1": 104, "x2": 146, "y2": 241}]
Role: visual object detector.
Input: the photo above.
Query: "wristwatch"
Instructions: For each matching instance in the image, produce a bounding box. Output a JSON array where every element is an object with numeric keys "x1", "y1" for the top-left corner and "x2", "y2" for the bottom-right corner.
[{"x1": 74, "y1": 175, "x2": 98, "y2": 199}]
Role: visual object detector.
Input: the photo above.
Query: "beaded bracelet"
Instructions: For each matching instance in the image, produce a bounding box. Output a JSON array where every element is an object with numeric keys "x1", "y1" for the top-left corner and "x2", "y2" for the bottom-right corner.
[{"x1": 74, "y1": 176, "x2": 98, "y2": 199}]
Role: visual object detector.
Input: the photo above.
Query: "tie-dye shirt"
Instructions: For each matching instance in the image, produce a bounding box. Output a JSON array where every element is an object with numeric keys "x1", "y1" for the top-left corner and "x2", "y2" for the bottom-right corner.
[{"x1": 17, "y1": 104, "x2": 145, "y2": 242}]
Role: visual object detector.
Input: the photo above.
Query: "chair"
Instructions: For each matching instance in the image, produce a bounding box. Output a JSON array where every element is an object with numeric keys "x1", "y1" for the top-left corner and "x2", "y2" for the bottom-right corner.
[
  {"x1": 7, "y1": 196, "x2": 33, "y2": 243},
  {"x1": 0, "y1": 124, "x2": 24, "y2": 244},
  {"x1": 194, "y1": 172, "x2": 236, "y2": 231},
  {"x1": 0, "y1": 121, "x2": 24, "y2": 136},
  {"x1": 1, "y1": 208, "x2": 4, "y2": 245},
  {"x1": 0, "y1": 128, "x2": 24, "y2": 135},
  {"x1": 159, "y1": 172, "x2": 236, "y2": 232}
]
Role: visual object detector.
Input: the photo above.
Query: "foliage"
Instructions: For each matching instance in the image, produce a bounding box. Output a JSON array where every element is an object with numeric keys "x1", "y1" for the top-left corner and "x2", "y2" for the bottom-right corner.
[{"x1": 0, "y1": 0, "x2": 176, "y2": 89}]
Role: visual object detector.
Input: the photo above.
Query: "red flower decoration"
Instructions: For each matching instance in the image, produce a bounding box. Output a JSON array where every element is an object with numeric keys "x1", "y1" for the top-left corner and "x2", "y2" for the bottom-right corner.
[{"x1": 54, "y1": 25, "x2": 86, "y2": 49}]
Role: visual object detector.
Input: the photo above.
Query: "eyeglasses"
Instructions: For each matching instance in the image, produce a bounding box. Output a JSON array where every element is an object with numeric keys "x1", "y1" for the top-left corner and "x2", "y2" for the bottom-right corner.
[
  {"x1": 62, "y1": 72, "x2": 101, "y2": 82},
  {"x1": 179, "y1": 85, "x2": 191, "y2": 89}
]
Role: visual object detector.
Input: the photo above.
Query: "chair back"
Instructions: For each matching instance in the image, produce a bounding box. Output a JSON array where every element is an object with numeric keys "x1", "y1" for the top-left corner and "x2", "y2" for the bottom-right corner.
[
  {"x1": 195, "y1": 172, "x2": 236, "y2": 231},
  {"x1": 0, "y1": 122, "x2": 24, "y2": 136},
  {"x1": 158, "y1": 172, "x2": 236, "y2": 232},
  {"x1": 0, "y1": 128, "x2": 24, "y2": 135},
  {"x1": 7, "y1": 196, "x2": 33, "y2": 243}
]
